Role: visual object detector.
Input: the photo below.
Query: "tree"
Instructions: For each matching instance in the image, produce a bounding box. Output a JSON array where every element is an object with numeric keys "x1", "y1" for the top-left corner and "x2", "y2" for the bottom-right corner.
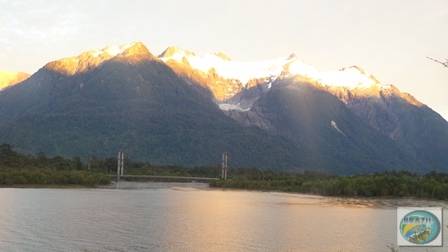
[
  {"x1": 72, "y1": 156, "x2": 83, "y2": 170},
  {"x1": 104, "y1": 157, "x2": 117, "y2": 174},
  {"x1": 427, "y1": 56, "x2": 448, "y2": 68},
  {"x1": 0, "y1": 143, "x2": 19, "y2": 167},
  {"x1": 37, "y1": 151, "x2": 48, "y2": 167}
]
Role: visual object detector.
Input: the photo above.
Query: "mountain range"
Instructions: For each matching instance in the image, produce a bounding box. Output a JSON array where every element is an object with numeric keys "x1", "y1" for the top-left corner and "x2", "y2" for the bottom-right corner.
[{"x1": 0, "y1": 42, "x2": 447, "y2": 174}]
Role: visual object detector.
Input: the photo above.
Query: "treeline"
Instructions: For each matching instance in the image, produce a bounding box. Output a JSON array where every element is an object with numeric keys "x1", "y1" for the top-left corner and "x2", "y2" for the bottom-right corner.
[
  {"x1": 0, "y1": 143, "x2": 221, "y2": 186},
  {"x1": 2, "y1": 142, "x2": 448, "y2": 200},
  {"x1": 0, "y1": 168, "x2": 110, "y2": 187},
  {"x1": 0, "y1": 144, "x2": 111, "y2": 187},
  {"x1": 209, "y1": 168, "x2": 448, "y2": 200}
]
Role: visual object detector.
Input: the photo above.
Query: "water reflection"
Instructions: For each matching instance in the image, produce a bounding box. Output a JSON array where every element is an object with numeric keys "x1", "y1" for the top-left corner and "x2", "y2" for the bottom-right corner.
[
  {"x1": 128, "y1": 187, "x2": 440, "y2": 251},
  {"x1": 0, "y1": 183, "x2": 447, "y2": 252}
]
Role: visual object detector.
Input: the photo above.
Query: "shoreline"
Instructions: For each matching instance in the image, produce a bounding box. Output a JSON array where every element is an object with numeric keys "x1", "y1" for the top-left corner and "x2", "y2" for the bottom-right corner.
[
  {"x1": 212, "y1": 185, "x2": 448, "y2": 201},
  {"x1": 0, "y1": 184, "x2": 94, "y2": 189},
  {"x1": 2, "y1": 181, "x2": 447, "y2": 208}
]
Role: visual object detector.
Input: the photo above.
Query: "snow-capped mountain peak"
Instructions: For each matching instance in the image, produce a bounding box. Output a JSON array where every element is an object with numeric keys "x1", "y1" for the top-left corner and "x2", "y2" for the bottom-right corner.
[
  {"x1": 161, "y1": 51, "x2": 293, "y2": 87},
  {"x1": 160, "y1": 49, "x2": 385, "y2": 91},
  {"x1": 312, "y1": 65, "x2": 383, "y2": 90}
]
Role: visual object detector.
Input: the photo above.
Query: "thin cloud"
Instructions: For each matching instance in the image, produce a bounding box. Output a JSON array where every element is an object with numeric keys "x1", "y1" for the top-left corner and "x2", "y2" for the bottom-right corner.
[{"x1": 0, "y1": 1, "x2": 87, "y2": 50}]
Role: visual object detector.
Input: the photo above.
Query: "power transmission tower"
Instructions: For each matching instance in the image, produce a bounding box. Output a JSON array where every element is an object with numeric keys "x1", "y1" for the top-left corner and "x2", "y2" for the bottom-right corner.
[
  {"x1": 221, "y1": 151, "x2": 228, "y2": 179},
  {"x1": 87, "y1": 156, "x2": 91, "y2": 171},
  {"x1": 117, "y1": 150, "x2": 124, "y2": 180}
]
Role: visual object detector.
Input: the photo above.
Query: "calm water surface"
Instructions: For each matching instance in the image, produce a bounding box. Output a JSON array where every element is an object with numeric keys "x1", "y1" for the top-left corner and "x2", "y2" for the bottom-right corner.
[{"x1": 0, "y1": 182, "x2": 447, "y2": 252}]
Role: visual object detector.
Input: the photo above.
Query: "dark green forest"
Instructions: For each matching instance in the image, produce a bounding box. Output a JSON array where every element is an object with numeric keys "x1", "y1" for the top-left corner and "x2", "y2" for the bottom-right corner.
[
  {"x1": 210, "y1": 168, "x2": 448, "y2": 200},
  {"x1": 0, "y1": 143, "x2": 111, "y2": 187},
  {"x1": 1, "y1": 143, "x2": 447, "y2": 200}
]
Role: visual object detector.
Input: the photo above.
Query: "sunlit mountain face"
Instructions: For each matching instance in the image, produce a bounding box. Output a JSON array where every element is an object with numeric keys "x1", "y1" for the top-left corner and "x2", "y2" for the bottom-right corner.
[
  {"x1": 0, "y1": 69, "x2": 30, "y2": 89},
  {"x1": 0, "y1": 42, "x2": 447, "y2": 174},
  {"x1": 159, "y1": 48, "x2": 388, "y2": 109},
  {"x1": 43, "y1": 42, "x2": 151, "y2": 76}
]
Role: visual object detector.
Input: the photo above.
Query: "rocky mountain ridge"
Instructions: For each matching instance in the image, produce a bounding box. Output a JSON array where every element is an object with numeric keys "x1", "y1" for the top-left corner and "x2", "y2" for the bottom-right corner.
[{"x1": 44, "y1": 42, "x2": 154, "y2": 76}]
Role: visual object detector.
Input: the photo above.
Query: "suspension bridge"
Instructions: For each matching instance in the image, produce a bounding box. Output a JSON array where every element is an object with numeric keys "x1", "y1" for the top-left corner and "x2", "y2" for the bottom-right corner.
[{"x1": 110, "y1": 150, "x2": 227, "y2": 182}]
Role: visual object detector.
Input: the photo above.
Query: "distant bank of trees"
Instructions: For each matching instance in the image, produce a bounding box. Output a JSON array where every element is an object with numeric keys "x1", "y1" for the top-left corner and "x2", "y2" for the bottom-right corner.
[
  {"x1": 0, "y1": 168, "x2": 110, "y2": 187},
  {"x1": 209, "y1": 168, "x2": 448, "y2": 200},
  {"x1": 0, "y1": 143, "x2": 111, "y2": 187},
  {"x1": 0, "y1": 143, "x2": 221, "y2": 187},
  {"x1": 1, "y1": 143, "x2": 447, "y2": 200}
]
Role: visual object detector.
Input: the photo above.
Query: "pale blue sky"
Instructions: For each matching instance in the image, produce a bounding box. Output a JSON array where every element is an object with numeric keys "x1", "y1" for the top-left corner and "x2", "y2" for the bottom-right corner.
[{"x1": 1, "y1": 0, "x2": 447, "y2": 119}]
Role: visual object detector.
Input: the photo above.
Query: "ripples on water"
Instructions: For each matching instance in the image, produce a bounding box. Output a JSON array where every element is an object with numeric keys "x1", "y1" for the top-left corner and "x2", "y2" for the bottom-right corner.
[{"x1": 0, "y1": 182, "x2": 447, "y2": 252}]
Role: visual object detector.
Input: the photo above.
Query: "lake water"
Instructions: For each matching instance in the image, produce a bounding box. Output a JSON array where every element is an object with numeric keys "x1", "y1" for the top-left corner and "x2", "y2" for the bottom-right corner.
[{"x1": 1, "y1": 181, "x2": 447, "y2": 252}]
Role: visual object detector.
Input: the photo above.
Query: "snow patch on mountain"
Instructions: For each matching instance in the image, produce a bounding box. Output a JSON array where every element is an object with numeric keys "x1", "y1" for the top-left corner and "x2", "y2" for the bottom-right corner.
[
  {"x1": 161, "y1": 48, "x2": 386, "y2": 91},
  {"x1": 91, "y1": 42, "x2": 137, "y2": 58},
  {"x1": 331, "y1": 120, "x2": 346, "y2": 137},
  {"x1": 161, "y1": 49, "x2": 287, "y2": 86},
  {"x1": 316, "y1": 67, "x2": 382, "y2": 89},
  {"x1": 219, "y1": 103, "x2": 250, "y2": 111},
  {"x1": 172, "y1": 55, "x2": 282, "y2": 85}
]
